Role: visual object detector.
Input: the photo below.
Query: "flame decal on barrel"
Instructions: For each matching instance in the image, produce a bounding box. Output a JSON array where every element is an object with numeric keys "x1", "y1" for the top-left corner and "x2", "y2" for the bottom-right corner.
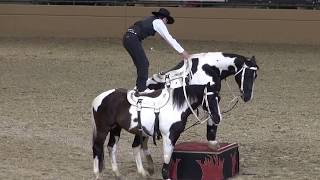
[
  {"x1": 196, "y1": 155, "x2": 224, "y2": 180},
  {"x1": 169, "y1": 158, "x2": 181, "y2": 180}
]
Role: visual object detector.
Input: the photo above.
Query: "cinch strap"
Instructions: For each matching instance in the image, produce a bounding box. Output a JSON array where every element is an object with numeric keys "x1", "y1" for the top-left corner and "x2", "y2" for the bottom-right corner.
[
  {"x1": 153, "y1": 109, "x2": 162, "y2": 145},
  {"x1": 136, "y1": 99, "x2": 143, "y2": 147}
]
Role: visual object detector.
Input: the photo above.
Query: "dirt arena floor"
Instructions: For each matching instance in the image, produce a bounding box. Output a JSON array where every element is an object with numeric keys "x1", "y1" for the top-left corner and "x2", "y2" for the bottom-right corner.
[{"x1": 0, "y1": 37, "x2": 319, "y2": 180}]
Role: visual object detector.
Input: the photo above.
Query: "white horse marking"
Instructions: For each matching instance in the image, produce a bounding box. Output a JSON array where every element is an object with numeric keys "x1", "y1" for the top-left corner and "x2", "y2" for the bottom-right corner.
[
  {"x1": 133, "y1": 146, "x2": 149, "y2": 177},
  {"x1": 93, "y1": 156, "x2": 99, "y2": 178},
  {"x1": 92, "y1": 89, "x2": 116, "y2": 111},
  {"x1": 108, "y1": 136, "x2": 120, "y2": 176}
]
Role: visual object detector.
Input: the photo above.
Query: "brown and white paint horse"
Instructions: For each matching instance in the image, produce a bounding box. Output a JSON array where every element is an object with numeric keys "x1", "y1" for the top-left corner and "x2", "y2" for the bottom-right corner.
[
  {"x1": 92, "y1": 83, "x2": 221, "y2": 179},
  {"x1": 92, "y1": 52, "x2": 259, "y2": 179}
]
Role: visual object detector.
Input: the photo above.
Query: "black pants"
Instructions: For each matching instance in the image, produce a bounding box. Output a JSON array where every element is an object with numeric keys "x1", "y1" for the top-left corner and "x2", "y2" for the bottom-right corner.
[{"x1": 123, "y1": 32, "x2": 149, "y2": 92}]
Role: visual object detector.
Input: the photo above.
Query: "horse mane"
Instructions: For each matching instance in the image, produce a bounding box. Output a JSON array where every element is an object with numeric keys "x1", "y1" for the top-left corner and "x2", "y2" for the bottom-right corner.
[
  {"x1": 165, "y1": 61, "x2": 184, "y2": 73},
  {"x1": 172, "y1": 85, "x2": 205, "y2": 109},
  {"x1": 222, "y1": 52, "x2": 258, "y2": 69}
]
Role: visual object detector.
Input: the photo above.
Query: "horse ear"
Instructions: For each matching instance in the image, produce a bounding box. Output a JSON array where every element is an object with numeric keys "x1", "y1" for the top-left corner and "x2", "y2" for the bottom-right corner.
[{"x1": 250, "y1": 56, "x2": 256, "y2": 65}]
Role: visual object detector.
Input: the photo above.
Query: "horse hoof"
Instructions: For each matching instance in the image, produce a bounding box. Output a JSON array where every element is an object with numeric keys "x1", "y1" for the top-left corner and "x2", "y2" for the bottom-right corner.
[{"x1": 208, "y1": 141, "x2": 220, "y2": 150}]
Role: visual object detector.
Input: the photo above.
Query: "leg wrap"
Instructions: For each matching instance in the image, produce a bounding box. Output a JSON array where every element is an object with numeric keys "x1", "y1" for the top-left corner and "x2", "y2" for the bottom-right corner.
[
  {"x1": 162, "y1": 163, "x2": 170, "y2": 179},
  {"x1": 207, "y1": 124, "x2": 218, "y2": 141}
]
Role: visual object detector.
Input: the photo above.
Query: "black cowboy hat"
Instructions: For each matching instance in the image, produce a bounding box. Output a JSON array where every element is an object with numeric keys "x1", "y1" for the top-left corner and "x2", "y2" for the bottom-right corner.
[{"x1": 152, "y1": 8, "x2": 174, "y2": 24}]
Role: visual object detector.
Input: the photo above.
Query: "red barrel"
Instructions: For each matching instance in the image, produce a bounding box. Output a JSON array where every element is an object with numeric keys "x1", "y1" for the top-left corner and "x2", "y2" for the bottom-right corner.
[{"x1": 169, "y1": 142, "x2": 239, "y2": 180}]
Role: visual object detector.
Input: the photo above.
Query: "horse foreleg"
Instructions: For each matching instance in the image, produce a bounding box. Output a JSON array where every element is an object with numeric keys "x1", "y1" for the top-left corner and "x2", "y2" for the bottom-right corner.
[
  {"x1": 107, "y1": 126, "x2": 122, "y2": 178},
  {"x1": 207, "y1": 123, "x2": 220, "y2": 150},
  {"x1": 161, "y1": 135, "x2": 174, "y2": 180},
  {"x1": 132, "y1": 135, "x2": 150, "y2": 177},
  {"x1": 142, "y1": 137, "x2": 154, "y2": 175}
]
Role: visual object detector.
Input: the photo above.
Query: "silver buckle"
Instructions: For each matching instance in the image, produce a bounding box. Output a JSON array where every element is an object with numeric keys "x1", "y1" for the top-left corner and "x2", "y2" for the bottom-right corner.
[{"x1": 128, "y1": 29, "x2": 137, "y2": 35}]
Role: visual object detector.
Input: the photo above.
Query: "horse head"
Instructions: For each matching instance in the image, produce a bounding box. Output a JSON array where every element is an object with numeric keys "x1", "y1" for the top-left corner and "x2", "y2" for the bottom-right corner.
[{"x1": 234, "y1": 56, "x2": 259, "y2": 102}]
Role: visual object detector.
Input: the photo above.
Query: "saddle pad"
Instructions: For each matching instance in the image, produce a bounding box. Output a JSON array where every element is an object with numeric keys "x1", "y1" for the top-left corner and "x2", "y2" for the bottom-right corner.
[{"x1": 127, "y1": 89, "x2": 170, "y2": 109}]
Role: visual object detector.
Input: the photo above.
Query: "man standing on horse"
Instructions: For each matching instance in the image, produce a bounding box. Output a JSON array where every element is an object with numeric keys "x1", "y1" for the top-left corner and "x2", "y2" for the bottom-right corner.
[{"x1": 123, "y1": 8, "x2": 190, "y2": 93}]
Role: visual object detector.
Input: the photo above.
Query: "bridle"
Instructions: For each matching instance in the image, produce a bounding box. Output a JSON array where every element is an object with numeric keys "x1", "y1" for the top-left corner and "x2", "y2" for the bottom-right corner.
[
  {"x1": 222, "y1": 63, "x2": 258, "y2": 114},
  {"x1": 234, "y1": 64, "x2": 258, "y2": 93}
]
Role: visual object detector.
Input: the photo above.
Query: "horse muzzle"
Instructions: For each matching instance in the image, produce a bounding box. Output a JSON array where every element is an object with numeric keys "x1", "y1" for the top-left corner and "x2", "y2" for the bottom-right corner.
[{"x1": 241, "y1": 93, "x2": 252, "y2": 102}]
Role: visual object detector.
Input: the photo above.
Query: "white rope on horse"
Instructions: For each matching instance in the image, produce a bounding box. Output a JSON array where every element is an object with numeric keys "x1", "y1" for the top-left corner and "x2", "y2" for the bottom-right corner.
[
  {"x1": 182, "y1": 59, "x2": 210, "y2": 125},
  {"x1": 222, "y1": 79, "x2": 240, "y2": 114}
]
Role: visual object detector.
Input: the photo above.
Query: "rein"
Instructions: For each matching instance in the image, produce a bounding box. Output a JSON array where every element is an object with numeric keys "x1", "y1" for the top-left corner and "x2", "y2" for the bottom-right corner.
[
  {"x1": 182, "y1": 61, "x2": 211, "y2": 125},
  {"x1": 222, "y1": 79, "x2": 240, "y2": 114},
  {"x1": 183, "y1": 88, "x2": 216, "y2": 132}
]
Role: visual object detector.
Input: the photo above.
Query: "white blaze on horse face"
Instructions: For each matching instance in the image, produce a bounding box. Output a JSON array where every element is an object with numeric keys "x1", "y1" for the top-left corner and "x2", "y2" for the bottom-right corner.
[{"x1": 92, "y1": 89, "x2": 116, "y2": 111}]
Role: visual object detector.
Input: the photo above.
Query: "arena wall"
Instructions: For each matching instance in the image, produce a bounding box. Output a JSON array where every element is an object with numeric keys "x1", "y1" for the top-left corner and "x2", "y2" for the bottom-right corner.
[{"x1": 1, "y1": 4, "x2": 320, "y2": 44}]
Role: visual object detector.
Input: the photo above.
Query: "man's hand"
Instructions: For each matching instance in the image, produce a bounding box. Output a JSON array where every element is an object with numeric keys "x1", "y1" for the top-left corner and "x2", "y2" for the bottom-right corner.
[{"x1": 180, "y1": 50, "x2": 190, "y2": 60}]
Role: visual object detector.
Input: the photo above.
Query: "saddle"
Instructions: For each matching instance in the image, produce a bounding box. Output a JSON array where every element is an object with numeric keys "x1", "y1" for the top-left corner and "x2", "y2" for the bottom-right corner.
[
  {"x1": 127, "y1": 89, "x2": 170, "y2": 145},
  {"x1": 151, "y1": 59, "x2": 192, "y2": 88},
  {"x1": 127, "y1": 89, "x2": 170, "y2": 109}
]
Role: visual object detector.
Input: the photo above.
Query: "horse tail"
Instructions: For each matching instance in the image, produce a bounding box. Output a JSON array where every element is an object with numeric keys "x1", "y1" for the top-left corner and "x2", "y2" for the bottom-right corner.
[
  {"x1": 91, "y1": 89, "x2": 115, "y2": 178},
  {"x1": 92, "y1": 108, "x2": 110, "y2": 178},
  {"x1": 91, "y1": 107, "x2": 97, "y2": 142},
  {"x1": 92, "y1": 107, "x2": 105, "y2": 177}
]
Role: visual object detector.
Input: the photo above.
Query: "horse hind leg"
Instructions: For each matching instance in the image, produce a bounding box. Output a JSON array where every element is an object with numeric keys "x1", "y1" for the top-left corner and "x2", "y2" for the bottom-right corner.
[
  {"x1": 132, "y1": 135, "x2": 150, "y2": 177},
  {"x1": 107, "y1": 126, "x2": 122, "y2": 178},
  {"x1": 142, "y1": 137, "x2": 154, "y2": 175},
  {"x1": 92, "y1": 129, "x2": 109, "y2": 180}
]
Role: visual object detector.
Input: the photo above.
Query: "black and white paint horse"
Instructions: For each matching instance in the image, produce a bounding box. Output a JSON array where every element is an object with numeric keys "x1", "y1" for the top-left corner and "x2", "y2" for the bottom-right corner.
[
  {"x1": 92, "y1": 83, "x2": 221, "y2": 179},
  {"x1": 148, "y1": 52, "x2": 259, "y2": 102},
  {"x1": 144, "y1": 52, "x2": 259, "y2": 147}
]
